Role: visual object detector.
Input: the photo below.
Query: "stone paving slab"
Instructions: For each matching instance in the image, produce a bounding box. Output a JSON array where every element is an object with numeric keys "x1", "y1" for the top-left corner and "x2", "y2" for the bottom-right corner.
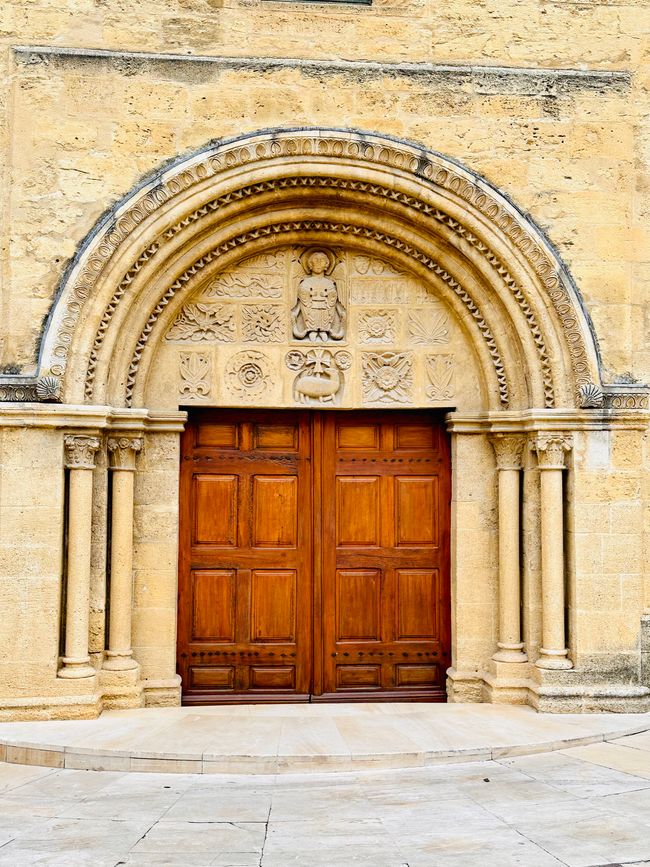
[{"x1": 0, "y1": 704, "x2": 648, "y2": 774}]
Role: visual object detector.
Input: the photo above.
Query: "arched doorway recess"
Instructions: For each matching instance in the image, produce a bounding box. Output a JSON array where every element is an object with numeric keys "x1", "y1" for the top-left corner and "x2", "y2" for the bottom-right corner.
[{"x1": 23, "y1": 129, "x2": 649, "y2": 715}]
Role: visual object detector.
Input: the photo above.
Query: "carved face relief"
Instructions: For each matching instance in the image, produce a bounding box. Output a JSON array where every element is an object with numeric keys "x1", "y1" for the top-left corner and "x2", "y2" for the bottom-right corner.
[
  {"x1": 225, "y1": 351, "x2": 273, "y2": 399},
  {"x1": 167, "y1": 303, "x2": 235, "y2": 342},
  {"x1": 292, "y1": 248, "x2": 346, "y2": 342},
  {"x1": 362, "y1": 352, "x2": 413, "y2": 404},
  {"x1": 286, "y1": 348, "x2": 352, "y2": 405}
]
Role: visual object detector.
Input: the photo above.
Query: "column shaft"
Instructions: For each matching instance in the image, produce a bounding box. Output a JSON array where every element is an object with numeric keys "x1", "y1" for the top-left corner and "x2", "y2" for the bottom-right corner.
[
  {"x1": 104, "y1": 436, "x2": 142, "y2": 671},
  {"x1": 59, "y1": 436, "x2": 100, "y2": 679}
]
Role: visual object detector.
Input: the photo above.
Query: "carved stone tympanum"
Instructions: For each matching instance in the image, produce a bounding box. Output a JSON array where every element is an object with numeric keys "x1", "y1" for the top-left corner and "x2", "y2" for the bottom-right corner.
[{"x1": 292, "y1": 249, "x2": 346, "y2": 342}]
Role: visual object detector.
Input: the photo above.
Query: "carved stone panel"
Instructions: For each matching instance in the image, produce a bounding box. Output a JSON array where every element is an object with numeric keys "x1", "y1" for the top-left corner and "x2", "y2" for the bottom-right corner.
[
  {"x1": 286, "y1": 348, "x2": 352, "y2": 405},
  {"x1": 291, "y1": 248, "x2": 346, "y2": 342},
  {"x1": 179, "y1": 352, "x2": 211, "y2": 399},
  {"x1": 225, "y1": 350, "x2": 274, "y2": 400},
  {"x1": 362, "y1": 352, "x2": 413, "y2": 404},
  {"x1": 205, "y1": 251, "x2": 286, "y2": 299},
  {"x1": 425, "y1": 355, "x2": 454, "y2": 401},
  {"x1": 167, "y1": 303, "x2": 235, "y2": 342},
  {"x1": 358, "y1": 310, "x2": 397, "y2": 344},
  {"x1": 408, "y1": 309, "x2": 450, "y2": 346},
  {"x1": 242, "y1": 304, "x2": 285, "y2": 342}
]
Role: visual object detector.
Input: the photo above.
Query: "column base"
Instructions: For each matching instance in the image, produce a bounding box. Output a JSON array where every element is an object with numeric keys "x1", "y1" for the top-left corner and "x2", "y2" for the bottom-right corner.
[
  {"x1": 58, "y1": 658, "x2": 97, "y2": 679},
  {"x1": 99, "y1": 666, "x2": 145, "y2": 710},
  {"x1": 535, "y1": 648, "x2": 573, "y2": 671},
  {"x1": 492, "y1": 642, "x2": 528, "y2": 664},
  {"x1": 102, "y1": 651, "x2": 139, "y2": 672},
  {"x1": 143, "y1": 676, "x2": 182, "y2": 708}
]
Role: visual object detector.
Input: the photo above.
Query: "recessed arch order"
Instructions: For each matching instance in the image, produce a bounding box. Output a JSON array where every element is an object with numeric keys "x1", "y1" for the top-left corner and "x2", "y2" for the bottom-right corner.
[{"x1": 40, "y1": 128, "x2": 602, "y2": 411}]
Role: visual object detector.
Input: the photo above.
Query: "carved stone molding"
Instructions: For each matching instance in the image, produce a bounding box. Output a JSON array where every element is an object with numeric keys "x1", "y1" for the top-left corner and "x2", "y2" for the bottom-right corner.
[
  {"x1": 64, "y1": 435, "x2": 100, "y2": 470},
  {"x1": 179, "y1": 352, "x2": 211, "y2": 399},
  {"x1": 531, "y1": 433, "x2": 573, "y2": 470},
  {"x1": 123, "y1": 221, "x2": 509, "y2": 409},
  {"x1": 286, "y1": 348, "x2": 352, "y2": 405},
  {"x1": 107, "y1": 436, "x2": 143, "y2": 471},
  {"x1": 0, "y1": 376, "x2": 61, "y2": 403},
  {"x1": 490, "y1": 434, "x2": 526, "y2": 471}
]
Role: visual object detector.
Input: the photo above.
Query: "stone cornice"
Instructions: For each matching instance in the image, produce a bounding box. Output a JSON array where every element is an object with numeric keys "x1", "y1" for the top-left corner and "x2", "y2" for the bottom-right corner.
[
  {"x1": 0, "y1": 405, "x2": 187, "y2": 431},
  {"x1": 13, "y1": 46, "x2": 631, "y2": 93},
  {"x1": 447, "y1": 406, "x2": 650, "y2": 433}
]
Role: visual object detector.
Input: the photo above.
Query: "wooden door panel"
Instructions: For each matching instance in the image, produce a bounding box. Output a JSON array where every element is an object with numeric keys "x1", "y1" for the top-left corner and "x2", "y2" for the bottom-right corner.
[
  {"x1": 191, "y1": 569, "x2": 236, "y2": 642},
  {"x1": 178, "y1": 410, "x2": 311, "y2": 703},
  {"x1": 318, "y1": 411, "x2": 450, "y2": 701}
]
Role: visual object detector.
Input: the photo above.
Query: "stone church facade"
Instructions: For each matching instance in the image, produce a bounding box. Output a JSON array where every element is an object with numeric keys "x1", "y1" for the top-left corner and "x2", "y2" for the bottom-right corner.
[{"x1": 1, "y1": 0, "x2": 649, "y2": 719}]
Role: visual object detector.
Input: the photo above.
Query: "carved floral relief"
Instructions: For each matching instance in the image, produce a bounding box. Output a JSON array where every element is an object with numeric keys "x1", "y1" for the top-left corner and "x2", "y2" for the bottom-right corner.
[
  {"x1": 408, "y1": 309, "x2": 450, "y2": 345},
  {"x1": 358, "y1": 310, "x2": 397, "y2": 344},
  {"x1": 179, "y1": 352, "x2": 211, "y2": 398},
  {"x1": 242, "y1": 305, "x2": 285, "y2": 342},
  {"x1": 286, "y1": 348, "x2": 352, "y2": 405},
  {"x1": 225, "y1": 350, "x2": 273, "y2": 399},
  {"x1": 425, "y1": 354, "x2": 454, "y2": 401},
  {"x1": 167, "y1": 303, "x2": 235, "y2": 342},
  {"x1": 362, "y1": 352, "x2": 413, "y2": 404}
]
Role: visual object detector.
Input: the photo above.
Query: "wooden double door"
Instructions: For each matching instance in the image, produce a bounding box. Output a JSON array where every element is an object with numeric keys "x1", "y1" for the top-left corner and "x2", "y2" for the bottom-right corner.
[{"x1": 177, "y1": 409, "x2": 451, "y2": 703}]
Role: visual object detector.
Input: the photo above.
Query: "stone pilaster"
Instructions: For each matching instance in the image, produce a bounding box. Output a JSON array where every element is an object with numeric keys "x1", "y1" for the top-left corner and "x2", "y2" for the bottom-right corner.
[
  {"x1": 58, "y1": 435, "x2": 100, "y2": 679},
  {"x1": 532, "y1": 433, "x2": 573, "y2": 671}
]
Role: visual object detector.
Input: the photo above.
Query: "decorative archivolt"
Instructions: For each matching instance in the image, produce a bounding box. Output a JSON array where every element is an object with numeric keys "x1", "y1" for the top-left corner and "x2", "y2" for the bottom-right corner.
[{"x1": 37, "y1": 129, "x2": 602, "y2": 409}]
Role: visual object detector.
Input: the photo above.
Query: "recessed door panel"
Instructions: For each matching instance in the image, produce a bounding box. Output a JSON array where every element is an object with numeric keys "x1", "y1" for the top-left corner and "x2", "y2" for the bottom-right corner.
[
  {"x1": 194, "y1": 475, "x2": 238, "y2": 546},
  {"x1": 252, "y1": 476, "x2": 298, "y2": 547},
  {"x1": 191, "y1": 569, "x2": 236, "y2": 642},
  {"x1": 251, "y1": 570, "x2": 297, "y2": 642},
  {"x1": 396, "y1": 569, "x2": 439, "y2": 641},
  {"x1": 395, "y1": 477, "x2": 438, "y2": 547},
  {"x1": 336, "y1": 477, "x2": 380, "y2": 546},
  {"x1": 336, "y1": 569, "x2": 381, "y2": 641}
]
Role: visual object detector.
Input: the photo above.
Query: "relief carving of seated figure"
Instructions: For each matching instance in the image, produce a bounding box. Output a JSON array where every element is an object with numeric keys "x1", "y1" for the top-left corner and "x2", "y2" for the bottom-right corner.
[{"x1": 292, "y1": 250, "x2": 346, "y2": 341}]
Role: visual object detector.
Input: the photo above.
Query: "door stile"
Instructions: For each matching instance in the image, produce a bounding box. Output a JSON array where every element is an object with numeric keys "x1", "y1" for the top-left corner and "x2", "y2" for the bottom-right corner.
[{"x1": 311, "y1": 412, "x2": 324, "y2": 698}]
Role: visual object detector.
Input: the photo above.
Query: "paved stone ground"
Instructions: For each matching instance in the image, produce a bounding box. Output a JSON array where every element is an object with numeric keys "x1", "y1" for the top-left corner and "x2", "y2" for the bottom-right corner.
[{"x1": 1, "y1": 732, "x2": 650, "y2": 866}]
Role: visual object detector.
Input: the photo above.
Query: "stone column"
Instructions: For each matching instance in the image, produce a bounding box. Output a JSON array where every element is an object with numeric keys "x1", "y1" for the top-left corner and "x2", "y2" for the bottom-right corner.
[
  {"x1": 59, "y1": 435, "x2": 101, "y2": 679},
  {"x1": 103, "y1": 436, "x2": 142, "y2": 671},
  {"x1": 532, "y1": 433, "x2": 573, "y2": 670},
  {"x1": 490, "y1": 434, "x2": 527, "y2": 663}
]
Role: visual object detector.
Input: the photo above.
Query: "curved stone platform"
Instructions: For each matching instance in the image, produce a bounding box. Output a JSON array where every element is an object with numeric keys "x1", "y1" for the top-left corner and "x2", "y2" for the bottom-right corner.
[{"x1": 0, "y1": 704, "x2": 648, "y2": 775}]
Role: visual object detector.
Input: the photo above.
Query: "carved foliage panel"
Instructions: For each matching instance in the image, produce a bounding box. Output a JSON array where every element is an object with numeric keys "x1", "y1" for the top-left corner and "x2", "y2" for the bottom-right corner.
[{"x1": 148, "y1": 245, "x2": 482, "y2": 410}]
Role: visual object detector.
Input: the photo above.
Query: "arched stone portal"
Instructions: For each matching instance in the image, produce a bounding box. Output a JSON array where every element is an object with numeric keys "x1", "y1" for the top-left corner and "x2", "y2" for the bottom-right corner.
[{"x1": 5, "y1": 128, "x2": 649, "y2": 718}]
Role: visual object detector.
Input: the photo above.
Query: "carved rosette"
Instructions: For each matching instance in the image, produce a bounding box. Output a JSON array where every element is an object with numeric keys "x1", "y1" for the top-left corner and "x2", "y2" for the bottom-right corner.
[
  {"x1": 64, "y1": 435, "x2": 101, "y2": 470},
  {"x1": 532, "y1": 433, "x2": 573, "y2": 470},
  {"x1": 490, "y1": 434, "x2": 526, "y2": 471},
  {"x1": 107, "y1": 436, "x2": 143, "y2": 471}
]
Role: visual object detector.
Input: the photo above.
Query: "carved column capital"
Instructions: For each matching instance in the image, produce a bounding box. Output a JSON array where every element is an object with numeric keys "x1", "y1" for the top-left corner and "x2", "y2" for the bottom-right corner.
[
  {"x1": 489, "y1": 434, "x2": 526, "y2": 471},
  {"x1": 64, "y1": 435, "x2": 100, "y2": 470},
  {"x1": 531, "y1": 433, "x2": 573, "y2": 470},
  {"x1": 107, "y1": 436, "x2": 143, "y2": 471}
]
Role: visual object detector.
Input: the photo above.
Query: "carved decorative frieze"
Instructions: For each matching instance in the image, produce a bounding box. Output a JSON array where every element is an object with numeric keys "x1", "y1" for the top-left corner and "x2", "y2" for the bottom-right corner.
[
  {"x1": 64, "y1": 435, "x2": 100, "y2": 470},
  {"x1": 241, "y1": 304, "x2": 285, "y2": 342},
  {"x1": 578, "y1": 382, "x2": 604, "y2": 408},
  {"x1": 358, "y1": 310, "x2": 396, "y2": 344},
  {"x1": 107, "y1": 436, "x2": 143, "y2": 471},
  {"x1": 225, "y1": 350, "x2": 273, "y2": 399},
  {"x1": 205, "y1": 272, "x2": 283, "y2": 299},
  {"x1": 291, "y1": 248, "x2": 346, "y2": 342},
  {"x1": 179, "y1": 352, "x2": 211, "y2": 398},
  {"x1": 532, "y1": 433, "x2": 573, "y2": 470},
  {"x1": 490, "y1": 434, "x2": 526, "y2": 471},
  {"x1": 166, "y1": 303, "x2": 235, "y2": 342},
  {"x1": 286, "y1": 348, "x2": 352, "y2": 405},
  {"x1": 362, "y1": 352, "x2": 413, "y2": 404},
  {"x1": 0, "y1": 376, "x2": 61, "y2": 402},
  {"x1": 425, "y1": 354, "x2": 454, "y2": 401},
  {"x1": 408, "y1": 309, "x2": 450, "y2": 345}
]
